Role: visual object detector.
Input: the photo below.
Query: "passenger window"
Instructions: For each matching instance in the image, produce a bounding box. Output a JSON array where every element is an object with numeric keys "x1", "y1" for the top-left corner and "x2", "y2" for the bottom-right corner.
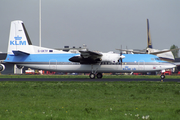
[{"x1": 151, "y1": 58, "x2": 155, "y2": 61}]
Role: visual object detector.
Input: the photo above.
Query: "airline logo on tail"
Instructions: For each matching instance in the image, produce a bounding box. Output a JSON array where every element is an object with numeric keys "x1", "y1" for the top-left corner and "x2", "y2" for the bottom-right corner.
[
  {"x1": 10, "y1": 35, "x2": 26, "y2": 45},
  {"x1": 147, "y1": 19, "x2": 152, "y2": 48}
]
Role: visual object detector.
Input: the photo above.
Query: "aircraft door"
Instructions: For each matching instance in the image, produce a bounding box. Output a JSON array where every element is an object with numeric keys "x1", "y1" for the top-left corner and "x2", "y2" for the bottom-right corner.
[
  {"x1": 49, "y1": 59, "x2": 57, "y2": 70},
  {"x1": 138, "y1": 60, "x2": 145, "y2": 70}
]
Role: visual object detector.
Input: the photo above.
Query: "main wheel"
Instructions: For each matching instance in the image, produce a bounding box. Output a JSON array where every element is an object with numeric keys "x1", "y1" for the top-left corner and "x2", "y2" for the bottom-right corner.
[
  {"x1": 97, "y1": 73, "x2": 103, "y2": 79},
  {"x1": 89, "y1": 73, "x2": 95, "y2": 79}
]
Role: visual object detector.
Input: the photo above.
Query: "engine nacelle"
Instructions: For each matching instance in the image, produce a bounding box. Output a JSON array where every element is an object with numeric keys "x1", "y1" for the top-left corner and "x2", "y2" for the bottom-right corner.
[
  {"x1": 101, "y1": 59, "x2": 119, "y2": 63},
  {"x1": 101, "y1": 53, "x2": 125, "y2": 63},
  {"x1": 69, "y1": 56, "x2": 101, "y2": 64},
  {"x1": 69, "y1": 56, "x2": 82, "y2": 62},
  {"x1": 0, "y1": 64, "x2": 5, "y2": 72}
]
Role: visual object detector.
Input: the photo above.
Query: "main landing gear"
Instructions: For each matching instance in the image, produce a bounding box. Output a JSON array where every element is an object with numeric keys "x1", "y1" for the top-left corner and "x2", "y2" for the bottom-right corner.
[
  {"x1": 89, "y1": 73, "x2": 103, "y2": 79},
  {"x1": 89, "y1": 64, "x2": 102, "y2": 79}
]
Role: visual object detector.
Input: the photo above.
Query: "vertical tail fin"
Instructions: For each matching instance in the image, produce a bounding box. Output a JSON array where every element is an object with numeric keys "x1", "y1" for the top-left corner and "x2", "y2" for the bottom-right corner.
[
  {"x1": 7, "y1": 20, "x2": 32, "y2": 54},
  {"x1": 147, "y1": 19, "x2": 152, "y2": 48}
]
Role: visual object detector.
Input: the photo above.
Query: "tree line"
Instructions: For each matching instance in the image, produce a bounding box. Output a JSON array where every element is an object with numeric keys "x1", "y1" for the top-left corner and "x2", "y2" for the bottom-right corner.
[{"x1": 170, "y1": 45, "x2": 179, "y2": 58}]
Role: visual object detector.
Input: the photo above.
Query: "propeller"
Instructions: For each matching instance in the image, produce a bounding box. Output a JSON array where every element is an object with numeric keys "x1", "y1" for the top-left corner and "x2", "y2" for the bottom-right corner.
[
  {"x1": 116, "y1": 45, "x2": 125, "y2": 64},
  {"x1": 118, "y1": 45, "x2": 125, "y2": 64},
  {"x1": 120, "y1": 45, "x2": 123, "y2": 63},
  {"x1": 126, "y1": 46, "x2": 128, "y2": 54}
]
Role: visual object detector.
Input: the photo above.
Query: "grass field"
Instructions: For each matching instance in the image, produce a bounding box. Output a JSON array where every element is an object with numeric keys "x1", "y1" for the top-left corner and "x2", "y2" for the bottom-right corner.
[
  {"x1": 0, "y1": 81, "x2": 180, "y2": 120},
  {"x1": 0, "y1": 74, "x2": 180, "y2": 79}
]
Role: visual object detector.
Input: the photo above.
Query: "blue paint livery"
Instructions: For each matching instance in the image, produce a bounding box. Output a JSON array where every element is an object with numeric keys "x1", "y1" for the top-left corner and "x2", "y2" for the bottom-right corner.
[
  {"x1": 5, "y1": 53, "x2": 79, "y2": 63},
  {"x1": 123, "y1": 54, "x2": 165, "y2": 62},
  {"x1": 4, "y1": 53, "x2": 164, "y2": 63}
]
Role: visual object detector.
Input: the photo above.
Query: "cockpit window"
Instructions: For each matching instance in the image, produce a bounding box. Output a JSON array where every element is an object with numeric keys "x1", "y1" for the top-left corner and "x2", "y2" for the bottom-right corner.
[{"x1": 155, "y1": 58, "x2": 161, "y2": 61}]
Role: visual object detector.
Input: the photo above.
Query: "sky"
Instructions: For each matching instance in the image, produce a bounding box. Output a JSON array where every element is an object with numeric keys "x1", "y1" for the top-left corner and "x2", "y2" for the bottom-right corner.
[{"x1": 0, "y1": 0, "x2": 180, "y2": 53}]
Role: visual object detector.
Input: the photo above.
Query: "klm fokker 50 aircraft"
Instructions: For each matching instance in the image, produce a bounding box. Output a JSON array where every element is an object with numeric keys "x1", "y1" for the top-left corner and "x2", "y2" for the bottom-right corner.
[{"x1": 0, "y1": 20, "x2": 176, "y2": 79}]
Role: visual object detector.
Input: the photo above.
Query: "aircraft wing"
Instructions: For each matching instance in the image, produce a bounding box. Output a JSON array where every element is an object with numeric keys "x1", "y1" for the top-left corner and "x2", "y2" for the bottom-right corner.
[
  {"x1": 150, "y1": 48, "x2": 180, "y2": 55},
  {"x1": 79, "y1": 50, "x2": 102, "y2": 63},
  {"x1": 116, "y1": 49, "x2": 146, "y2": 54},
  {"x1": 80, "y1": 50, "x2": 102, "y2": 58},
  {"x1": 116, "y1": 48, "x2": 180, "y2": 55},
  {"x1": 69, "y1": 50, "x2": 103, "y2": 64},
  {"x1": 173, "y1": 62, "x2": 180, "y2": 66}
]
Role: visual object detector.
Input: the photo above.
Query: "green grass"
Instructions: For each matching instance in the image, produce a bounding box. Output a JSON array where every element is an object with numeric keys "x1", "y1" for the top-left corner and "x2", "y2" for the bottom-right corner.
[
  {"x1": 0, "y1": 81, "x2": 180, "y2": 119},
  {"x1": 0, "y1": 74, "x2": 180, "y2": 79}
]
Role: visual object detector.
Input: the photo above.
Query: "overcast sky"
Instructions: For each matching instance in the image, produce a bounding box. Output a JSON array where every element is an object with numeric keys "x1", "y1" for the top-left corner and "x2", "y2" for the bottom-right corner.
[{"x1": 0, "y1": 0, "x2": 180, "y2": 53}]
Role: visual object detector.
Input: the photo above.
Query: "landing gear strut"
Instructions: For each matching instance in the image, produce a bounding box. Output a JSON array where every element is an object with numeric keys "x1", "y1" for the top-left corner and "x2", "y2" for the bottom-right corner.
[{"x1": 89, "y1": 64, "x2": 103, "y2": 79}]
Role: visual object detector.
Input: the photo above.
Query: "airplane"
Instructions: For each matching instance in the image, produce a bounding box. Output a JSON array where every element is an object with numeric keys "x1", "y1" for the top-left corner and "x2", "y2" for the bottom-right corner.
[
  {"x1": 0, "y1": 20, "x2": 176, "y2": 79},
  {"x1": 117, "y1": 19, "x2": 179, "y2": 62}
]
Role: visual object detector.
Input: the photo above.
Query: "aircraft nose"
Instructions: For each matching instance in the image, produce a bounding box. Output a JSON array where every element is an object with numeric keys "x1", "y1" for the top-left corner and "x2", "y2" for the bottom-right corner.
[
  {"x1": 168, "y1": 63, "x2": 176, "y2": 69},
  {"x1": 172, "y1": 63, "x2": 176, "y2": 68}
]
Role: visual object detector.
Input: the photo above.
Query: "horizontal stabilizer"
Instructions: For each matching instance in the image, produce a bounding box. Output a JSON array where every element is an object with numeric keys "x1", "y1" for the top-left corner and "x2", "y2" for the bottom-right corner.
[{"x1": 12, "y1": 50, "x2": 30, "y2": 56}]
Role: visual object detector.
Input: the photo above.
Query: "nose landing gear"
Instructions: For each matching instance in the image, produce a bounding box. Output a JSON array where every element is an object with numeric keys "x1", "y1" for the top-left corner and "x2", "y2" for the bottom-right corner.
[{"x1": 160, "y1": 73, "x2": 165, "y2": 82}]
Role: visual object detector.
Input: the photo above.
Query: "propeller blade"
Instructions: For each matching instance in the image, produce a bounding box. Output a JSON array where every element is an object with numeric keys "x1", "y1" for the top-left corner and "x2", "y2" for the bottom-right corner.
[
  {"x1": 120, "y1": 45, "x2": 122, "y2": 55},
  {"x1": 117, "y1": 45, "x2": 125, "y2": 64},
  {"x1": 119, "y1": 55, "x2": 125, "y2": 65}
]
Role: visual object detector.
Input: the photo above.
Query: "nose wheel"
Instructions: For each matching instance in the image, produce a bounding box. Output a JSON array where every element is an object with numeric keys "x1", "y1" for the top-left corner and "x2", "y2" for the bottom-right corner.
[
  {"x1": 160, "y1": 72, "x2": 165, "y2": 82},
  {"x1": 89, "y1": 73, "x2": 103, "y2": 79},
  {"x1": 160, "y1": 74, "x2": 165, "y2": 79}
]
